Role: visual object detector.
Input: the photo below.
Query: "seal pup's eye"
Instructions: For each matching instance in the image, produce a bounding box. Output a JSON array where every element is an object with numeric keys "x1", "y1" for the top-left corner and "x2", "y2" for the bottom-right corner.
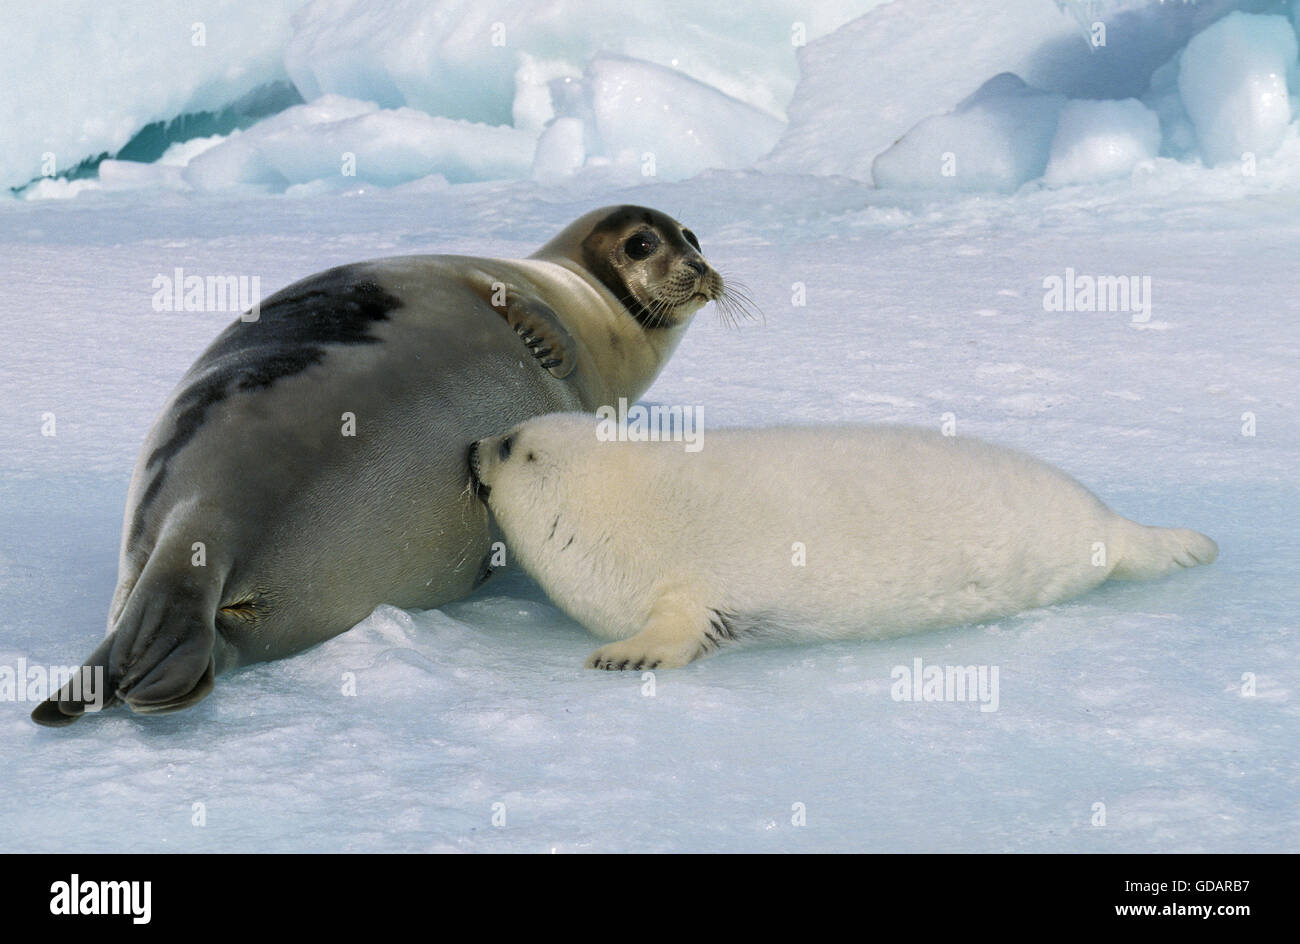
[
  {"x1": 624, "y1": 231, "x2": 660, "y2": 260},
  {"x1": 682, "y1": 229, "x2": 701, "y2": 252},
  {"x1": 498, "y1": 436, "x2": 514, "y2": 462}
]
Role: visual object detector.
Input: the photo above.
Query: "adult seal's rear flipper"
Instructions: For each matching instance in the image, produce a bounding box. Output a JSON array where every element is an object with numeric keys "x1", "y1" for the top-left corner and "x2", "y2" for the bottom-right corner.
[
  {"x1": 32, "y1": 556, "x2": 223, "y2": 726},
  {"x1": 30, "y1": 635, "x2": 121, "y2": 726},
  {"x1": 31, "y1": 634, "x2": 218, "y2": 727},
  {"x1": 31, "y1": 637, "x2": 218, "y2": 727},
  {"x1": 501, "y1": 291, "x2": 577, "y2": 379}
]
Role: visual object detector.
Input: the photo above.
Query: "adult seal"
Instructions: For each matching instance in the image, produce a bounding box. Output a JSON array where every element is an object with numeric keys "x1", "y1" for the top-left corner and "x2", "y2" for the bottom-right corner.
[
  {"x1": 469, "y1": 414, "x2": 1218, "y2": 670},
  {"x1": 34, "y1": 205, "x2": 725, "y2": 725}
]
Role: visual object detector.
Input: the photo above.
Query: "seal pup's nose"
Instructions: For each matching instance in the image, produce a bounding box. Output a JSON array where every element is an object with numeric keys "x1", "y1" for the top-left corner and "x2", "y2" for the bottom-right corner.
[{"x1": 468, "y1": 441, "x2": 490, "y2": 501}]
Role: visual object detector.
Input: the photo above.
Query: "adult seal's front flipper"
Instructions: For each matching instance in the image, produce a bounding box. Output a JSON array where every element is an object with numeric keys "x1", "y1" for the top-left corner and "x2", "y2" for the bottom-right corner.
[{"x1": 500, "y1": 291, "x2": 577, "y2": 379}]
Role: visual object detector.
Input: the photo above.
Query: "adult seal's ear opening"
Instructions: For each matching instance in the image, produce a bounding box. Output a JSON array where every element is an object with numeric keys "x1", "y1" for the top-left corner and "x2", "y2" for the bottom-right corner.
[{"x1": 34, "y1": 205, "x2": 724, "y2": 726}]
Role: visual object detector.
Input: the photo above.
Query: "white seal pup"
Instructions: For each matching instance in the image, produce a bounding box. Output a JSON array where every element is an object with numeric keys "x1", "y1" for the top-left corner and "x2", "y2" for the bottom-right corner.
[
  {"x1": 35, "y1": 206, "x2": 729, "y2": 724},
  {"x1": 469, "y1": 414, "x2": 1218, "y2": 670}
]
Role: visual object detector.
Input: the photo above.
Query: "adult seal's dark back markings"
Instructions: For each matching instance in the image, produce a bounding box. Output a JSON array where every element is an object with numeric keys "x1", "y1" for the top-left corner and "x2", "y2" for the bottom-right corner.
[
  {"x1": 34, "y1": 205, "x2": 725, "y2": 726},
  {"x1": 129, "y1": 270, "x2": 401, "y2": 545}
]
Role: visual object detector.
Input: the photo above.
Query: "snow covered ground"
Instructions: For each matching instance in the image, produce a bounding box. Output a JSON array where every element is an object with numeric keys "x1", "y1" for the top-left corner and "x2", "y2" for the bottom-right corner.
[{"x1": 1, "y1": 0, "x2": 1298, "y2": 852}]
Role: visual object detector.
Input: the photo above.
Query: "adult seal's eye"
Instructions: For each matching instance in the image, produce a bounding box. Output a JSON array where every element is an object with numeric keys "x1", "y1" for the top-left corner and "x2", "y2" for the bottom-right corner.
[
  {"x1": 498, "y1": 436, "x2": 514, "y2": 462},
  {"x1": 624, "y1": 231, "x2": 660, "y2": 260},
  {"x1": 682, "y1": 229, "x2": 701, "y2": 252}
]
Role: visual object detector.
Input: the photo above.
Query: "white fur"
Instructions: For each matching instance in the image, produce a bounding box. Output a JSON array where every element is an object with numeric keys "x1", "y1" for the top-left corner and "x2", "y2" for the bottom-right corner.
[{"x1": 474, "y1": 414, "x2": 1217, "y2": 669}]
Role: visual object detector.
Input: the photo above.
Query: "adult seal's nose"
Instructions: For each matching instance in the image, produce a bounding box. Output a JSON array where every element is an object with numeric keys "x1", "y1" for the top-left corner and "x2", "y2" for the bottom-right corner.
[{"x1": 685, "y1": 259, "x2": 706, "y2": 276}]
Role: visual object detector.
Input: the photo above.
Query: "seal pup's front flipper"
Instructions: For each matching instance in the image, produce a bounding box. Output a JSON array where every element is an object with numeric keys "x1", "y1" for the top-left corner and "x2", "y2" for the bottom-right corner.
[{"x1": 584, "y1": 591, "x2": 724, "y2": 670}]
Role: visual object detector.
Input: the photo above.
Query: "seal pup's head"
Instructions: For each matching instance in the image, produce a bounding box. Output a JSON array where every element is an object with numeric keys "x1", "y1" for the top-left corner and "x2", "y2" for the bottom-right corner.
[
  {"x1": 470, "y1": 413, "x2": 664, "y2": 648},
  {"x1": 533, "y1": 205, "x2": 724, "y2": 330},
  {"x1": 467, "y1": 413, "x2": 599, "y2": 538}
]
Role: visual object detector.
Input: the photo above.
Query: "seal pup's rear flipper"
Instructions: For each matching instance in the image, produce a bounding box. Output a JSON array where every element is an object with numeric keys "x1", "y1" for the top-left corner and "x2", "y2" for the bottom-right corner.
[{"x1": 1110, "y1": 523, "x2": 1219, "y2": 580}]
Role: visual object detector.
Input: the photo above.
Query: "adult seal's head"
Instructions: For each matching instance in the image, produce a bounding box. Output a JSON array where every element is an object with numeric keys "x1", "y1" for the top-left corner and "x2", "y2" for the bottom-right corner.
[{"x1": 532, "y1": 205, "x2": 724, "y2": 331}]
